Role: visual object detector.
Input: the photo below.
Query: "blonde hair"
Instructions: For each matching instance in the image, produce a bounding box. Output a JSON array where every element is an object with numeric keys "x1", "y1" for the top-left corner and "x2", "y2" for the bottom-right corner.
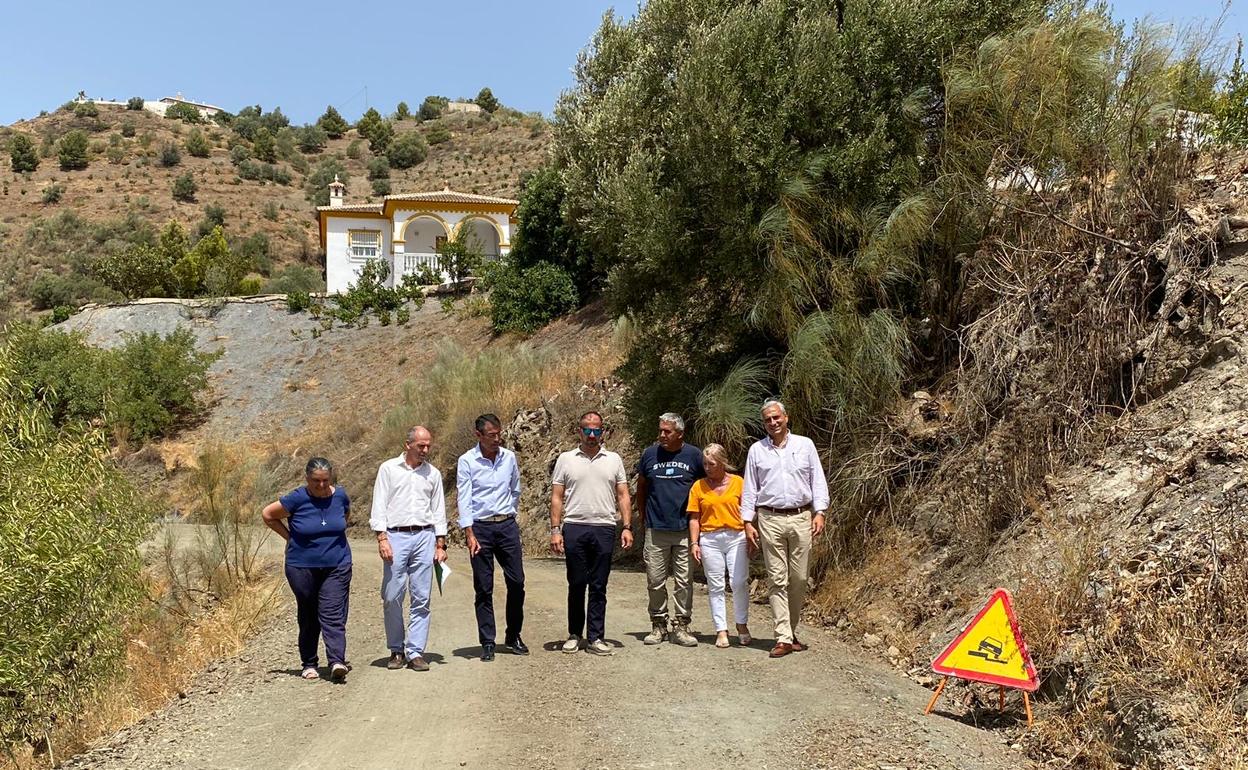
[{"x1": 702, "y1": 443, "x2": 736, "y2": 472}]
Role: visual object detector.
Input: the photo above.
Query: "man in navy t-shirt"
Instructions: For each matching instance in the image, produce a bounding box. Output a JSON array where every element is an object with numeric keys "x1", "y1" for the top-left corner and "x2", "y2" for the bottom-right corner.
[{"x1": 636, "y1": 413, "x2": 704, "y2": 647}]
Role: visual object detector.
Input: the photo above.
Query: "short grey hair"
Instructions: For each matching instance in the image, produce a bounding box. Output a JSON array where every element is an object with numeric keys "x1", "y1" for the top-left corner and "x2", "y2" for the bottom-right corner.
[
  {"x1": 406, "y1": 425, "x2": 431, "y2": 442},
  {"x1": 761, "y1": 398, "x2": 787, "y2": 415},
  {"x1": 658, "y1": 412, "x2": 686, "y2": 432},
  {"x1": 305, "y1": 457, "x2": 333, "y2": 475}
]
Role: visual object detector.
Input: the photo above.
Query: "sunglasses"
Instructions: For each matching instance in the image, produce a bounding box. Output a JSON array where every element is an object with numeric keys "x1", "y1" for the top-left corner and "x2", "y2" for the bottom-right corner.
[{"x1": 581, "y1": 427, "x2": 604, "y2": 437}]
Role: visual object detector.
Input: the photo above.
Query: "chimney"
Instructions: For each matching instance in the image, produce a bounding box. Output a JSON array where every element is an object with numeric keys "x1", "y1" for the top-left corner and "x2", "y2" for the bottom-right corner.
[{"x1": 328, "y1": 174, "x2": 345, "y2": 208}]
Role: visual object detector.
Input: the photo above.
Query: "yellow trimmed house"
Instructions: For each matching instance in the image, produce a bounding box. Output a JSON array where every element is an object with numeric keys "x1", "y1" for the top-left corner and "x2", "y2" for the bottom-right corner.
[{"x1": 317, "y1": 177, "x2": 518, "y2": 293}]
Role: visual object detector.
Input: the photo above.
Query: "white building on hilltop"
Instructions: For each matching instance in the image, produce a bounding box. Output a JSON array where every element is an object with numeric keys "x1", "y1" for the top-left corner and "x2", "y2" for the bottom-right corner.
[{"x1": 317, "y1": 178, "x2": 517, "y2": 294}]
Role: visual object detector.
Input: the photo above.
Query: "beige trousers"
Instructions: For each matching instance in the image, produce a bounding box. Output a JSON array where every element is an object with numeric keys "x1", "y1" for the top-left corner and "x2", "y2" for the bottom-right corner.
[
  {"x1": 643, "y1": 528, "x2": 693, "y2": 624},
  {"x1": 757, "y1": 510, "x2": 811, "y2": 644}
]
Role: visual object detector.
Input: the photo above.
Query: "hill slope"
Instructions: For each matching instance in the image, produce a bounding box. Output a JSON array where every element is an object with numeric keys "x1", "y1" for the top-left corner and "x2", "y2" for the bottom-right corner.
[{"x1": 0, "y1": 102, "x2": 549, "y2": 319}]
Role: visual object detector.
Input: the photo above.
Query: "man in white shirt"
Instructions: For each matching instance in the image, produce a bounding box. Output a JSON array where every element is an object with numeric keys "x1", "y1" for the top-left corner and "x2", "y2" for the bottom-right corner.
[
  {"x1": 371, "y1": 425, "x2": 448, "y2": 672},
  {"x1": 741, "y1": 399, "x2": 829, "y2": 658},
  {"x1": 456, "y1": 413, "x2": 526, "y2": 662},
  {"x1": 549, "y1": 411, "x2": 633, "y2": 656}
]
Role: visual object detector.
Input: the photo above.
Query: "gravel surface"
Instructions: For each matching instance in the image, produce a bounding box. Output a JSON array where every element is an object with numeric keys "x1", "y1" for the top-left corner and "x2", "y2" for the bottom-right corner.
[{"x1": 64, "y1": 535, "x2": 1034, "y2": 770}]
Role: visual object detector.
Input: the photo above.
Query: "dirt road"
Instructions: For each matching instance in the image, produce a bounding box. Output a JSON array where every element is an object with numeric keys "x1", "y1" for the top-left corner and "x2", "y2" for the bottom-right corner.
[{"x1": 66, "y1": 537, "x2": 1033, "y2": 770}]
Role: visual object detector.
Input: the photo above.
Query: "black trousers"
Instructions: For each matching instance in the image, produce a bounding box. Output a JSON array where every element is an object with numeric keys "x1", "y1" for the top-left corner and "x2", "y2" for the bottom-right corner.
[
  {"x1": 284, "y1": 562, "x2": 352, "y2": 668},
  {"x1": 564, "y1": 523, "x2": 616, "y2": 642},
  {"x1": 470, "y1": 517, "x2": 526, "y2": 645}
]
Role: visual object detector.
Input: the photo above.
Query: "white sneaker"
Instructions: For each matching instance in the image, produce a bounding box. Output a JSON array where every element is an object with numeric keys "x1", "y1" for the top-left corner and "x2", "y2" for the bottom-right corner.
[
  {"x1": 562, "y1": 635, "x2": 582, "y2": 654},
  {"x1": 586, "y1": 639, "x2": 615, "y2": 656}
]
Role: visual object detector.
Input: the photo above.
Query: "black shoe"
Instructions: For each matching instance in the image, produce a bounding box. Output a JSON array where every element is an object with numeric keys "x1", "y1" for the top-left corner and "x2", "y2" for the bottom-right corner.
[
  {"x1": 481, "y1": 643, "x2": 496, "y2": 662},
  {"x1": 386, "y1": 652, "x2": 405, "y2": 670},
  {"x1": 505, "y1": 636, "x2": 530, "y2": 656}
]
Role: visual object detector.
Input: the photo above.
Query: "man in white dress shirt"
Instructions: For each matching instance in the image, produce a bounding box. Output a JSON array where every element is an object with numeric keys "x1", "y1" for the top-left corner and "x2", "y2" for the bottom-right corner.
[
  {"x1": 740, "y1": 400, "x2": 829, "y2": 658},
  {"x1": 371, "y1": 425, "x2": 448, "y2": 672}
]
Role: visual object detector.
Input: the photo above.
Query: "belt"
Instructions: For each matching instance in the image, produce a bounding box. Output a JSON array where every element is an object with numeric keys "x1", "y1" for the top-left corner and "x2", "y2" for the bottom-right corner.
[
  {"x1": 757, "y1": 505, "x2": 811, "y2": 516},
  {"x1": 388, "y1": 524, "x2": 435, "y2": 532},
  {"x1": 476, "y1": 514, "x2": 513, "y2": 523}
]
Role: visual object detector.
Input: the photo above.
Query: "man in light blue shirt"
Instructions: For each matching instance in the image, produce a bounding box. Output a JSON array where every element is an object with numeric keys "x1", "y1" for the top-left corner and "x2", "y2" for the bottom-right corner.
[{"x1": 456, "y1": 413, "x2": 526, "y2": 661}]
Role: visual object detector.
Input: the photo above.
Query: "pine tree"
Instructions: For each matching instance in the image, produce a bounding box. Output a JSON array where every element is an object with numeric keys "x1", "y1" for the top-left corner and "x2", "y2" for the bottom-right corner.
[
  {"x1": 9, "y1": 133, "x2": 38, "y2": 173},
  {"x1": 316, "y1": 106, "x2": 349, "y2": 138}
]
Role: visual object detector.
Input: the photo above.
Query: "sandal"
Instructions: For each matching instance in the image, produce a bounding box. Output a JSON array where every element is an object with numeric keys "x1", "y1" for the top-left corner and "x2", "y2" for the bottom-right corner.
[
  {"x1": 300, "y1": 667, "x2": 319, "y2": 680},
  {"x1": 736, "y1": 625, "x2": 752, "y2": 646},
  {"x1": 330, "y1": 663, "x2": 348, "y2": 682}
]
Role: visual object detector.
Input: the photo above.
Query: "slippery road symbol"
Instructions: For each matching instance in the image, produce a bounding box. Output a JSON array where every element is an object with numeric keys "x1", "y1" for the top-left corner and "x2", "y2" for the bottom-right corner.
[{"x1": 966, "y1": 637, "x2": 1006, "y2": 664}]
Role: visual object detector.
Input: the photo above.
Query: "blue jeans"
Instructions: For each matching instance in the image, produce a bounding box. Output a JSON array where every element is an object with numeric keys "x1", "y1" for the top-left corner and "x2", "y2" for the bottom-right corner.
[{"x1": 381, "y1": 529, "x2": 435, "y2": 658}]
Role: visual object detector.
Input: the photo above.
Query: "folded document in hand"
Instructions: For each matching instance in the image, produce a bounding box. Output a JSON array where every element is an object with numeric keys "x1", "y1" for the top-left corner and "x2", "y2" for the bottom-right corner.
[{"x1": 434, "y1": 561, "x2": 452, "y2": 595}]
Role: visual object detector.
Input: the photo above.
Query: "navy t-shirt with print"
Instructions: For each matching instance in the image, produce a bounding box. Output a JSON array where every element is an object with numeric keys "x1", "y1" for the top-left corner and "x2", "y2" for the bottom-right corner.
[
  {"x1": 638, "y1": 443, "x2": 705, "y2": 531},
  {"x1": 280, "y1": 486, "x2": 352, "y2": 568}
]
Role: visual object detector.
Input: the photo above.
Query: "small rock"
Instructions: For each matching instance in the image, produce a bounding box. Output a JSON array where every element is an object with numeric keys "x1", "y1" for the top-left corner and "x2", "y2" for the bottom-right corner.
[{"x1": 863, "y1": 633, "x2": 883, "y2": 648}]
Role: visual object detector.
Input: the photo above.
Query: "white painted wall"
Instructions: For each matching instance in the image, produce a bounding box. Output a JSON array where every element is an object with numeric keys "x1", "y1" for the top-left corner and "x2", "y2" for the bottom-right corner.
[{"x1": 325, "y1": 217, "x2": 393, "y2": 294}]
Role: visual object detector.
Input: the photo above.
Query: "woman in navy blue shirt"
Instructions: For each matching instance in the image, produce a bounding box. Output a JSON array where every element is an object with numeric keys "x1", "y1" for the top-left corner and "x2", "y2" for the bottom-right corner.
[{"x1": 262, "y1": 457, "x2": 353, "y2": 682}]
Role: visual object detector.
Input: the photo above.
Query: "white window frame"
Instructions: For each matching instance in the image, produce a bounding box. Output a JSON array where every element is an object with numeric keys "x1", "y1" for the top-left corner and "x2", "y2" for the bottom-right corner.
[{"x1": 348, "y1": 229, "x2": 381, "y2": 259}]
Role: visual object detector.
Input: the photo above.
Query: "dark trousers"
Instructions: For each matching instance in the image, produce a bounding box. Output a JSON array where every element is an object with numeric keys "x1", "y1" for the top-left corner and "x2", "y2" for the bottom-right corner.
[
  {"x1": 284, "y1": 562, "x2": 352, "y2": 668},
  {"x1": 564, "y1": 523, "x2": 616, "y2": 642},
  {"x1": 470, "y1": 517, "x2": 526, "y2": 645}
]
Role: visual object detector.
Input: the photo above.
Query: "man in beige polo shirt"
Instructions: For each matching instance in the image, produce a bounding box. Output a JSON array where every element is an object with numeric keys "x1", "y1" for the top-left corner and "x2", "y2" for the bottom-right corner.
[{"x1": 549, "y1": 410, "x2": 633, "y2": 655}]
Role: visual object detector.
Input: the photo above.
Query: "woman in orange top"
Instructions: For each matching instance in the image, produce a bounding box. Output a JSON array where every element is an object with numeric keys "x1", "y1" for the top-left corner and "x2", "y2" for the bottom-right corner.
[{"x1": 687, "y1": 443, "x2": 752, "y2": 648}]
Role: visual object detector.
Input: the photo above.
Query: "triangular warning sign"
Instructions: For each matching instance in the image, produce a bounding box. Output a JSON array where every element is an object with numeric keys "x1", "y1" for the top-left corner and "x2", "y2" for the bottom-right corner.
[{"x1": 931, "y1": 589, "x2": 1039, "y2": 692}]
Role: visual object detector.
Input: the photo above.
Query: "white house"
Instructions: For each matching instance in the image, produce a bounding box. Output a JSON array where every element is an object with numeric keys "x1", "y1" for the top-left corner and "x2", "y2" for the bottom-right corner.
[{"x1": 317, "y1": 178, "x2": 517, "y2": 294}]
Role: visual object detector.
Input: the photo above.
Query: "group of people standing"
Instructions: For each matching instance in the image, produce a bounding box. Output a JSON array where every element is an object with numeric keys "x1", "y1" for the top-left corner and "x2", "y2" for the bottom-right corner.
[{"x1": 260, "y1": 399, "x2": 829, "y2": 680}]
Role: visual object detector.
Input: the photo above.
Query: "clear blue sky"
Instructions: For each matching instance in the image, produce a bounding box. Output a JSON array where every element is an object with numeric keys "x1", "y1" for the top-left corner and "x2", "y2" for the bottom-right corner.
[{"x1": 0, "y1": 0, "x2": 1240, "y2": 127}]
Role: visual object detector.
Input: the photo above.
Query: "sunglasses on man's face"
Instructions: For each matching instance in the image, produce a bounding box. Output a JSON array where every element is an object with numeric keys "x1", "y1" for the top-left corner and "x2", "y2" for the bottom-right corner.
[{"x1": 581, "y1": 427, "x2": 604, "y2": 437}]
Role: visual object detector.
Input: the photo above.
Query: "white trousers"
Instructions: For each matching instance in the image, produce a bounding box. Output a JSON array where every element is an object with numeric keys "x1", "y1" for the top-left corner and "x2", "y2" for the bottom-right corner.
[{"x1": 699, "y1": 529, "x2": 749, "y2": 632}]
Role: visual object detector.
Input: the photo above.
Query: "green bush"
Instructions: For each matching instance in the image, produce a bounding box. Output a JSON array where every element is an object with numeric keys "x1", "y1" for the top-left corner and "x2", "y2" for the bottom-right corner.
[
  {"x1": 41, "y1": 183, "x2": 64, "y2": 204},
  {"x1": 73, "y1": 100, "x2": 99, "y2": 118},
  {"x1": 58, "y1": 130, "x2": 90, "y2": 170},
  {"x1": 387, "y1": 131, "x2": 427, "y2": 169},
  {"x1": 27, "y1": 271, "x2": 108, "y2": 310},
  {"x1": 126, "y1": 96, "x2": 144, "y2": 110},
  {"x1": 252, "y1": 128, "x2": 277, "y2": 162},
  {"x1": 50, "y1": 305, "x2": 73, "y2": 324},
  {"x1": 485, "y1": 259, "x2": 578, "y2": 334},
  {"x1": 317, "y1": 106, "x2": 349, "y2": 138},
  {"x1": 172, "y1": 172, "x2": 197, "y2": 202},
  {"x1": 418, "y1": 95, "x2": 448, "y2": 121},
  {"x1": 237, "y1": 274, "x2": 263, "y2": 295},
  {"x1": 0, "y1": 335, "x2": 151, "y2": 746},
  {"x1": 9, "y1": 133, "x2": 38, "y2": 172},
  {"x1": 286, "y1": 290, "x2": 311, "y2": 312},
  {"x1": 396, "y1": 305, "x2": 411, "y2": 325},
  {"x1": 305, "y1": 159, "x2": 349, "y2": 206},
  {"x1": 165, "y1": 101, "x2": 202, "y2": 123},
  {"x1": 367, "y1": 155, "x2": 390, "y2": 180},
  {"x1": 185, "y1": 128, "x2": 211, "y2": 158},
  {"x1": 476, "y1": 87, "x2": 500, "y2": 113},
  {"x1": 264, "y1": 264, "x2": 323, "y2": 294},
  {"x1": 372, "y1": 178, "x2": 392, "y2": 196},
  {"x1": 297, "y1": 124, "x2": 327, "y2": 153},
  {"x1": 395, "y1": 101, "x2": 412, "y2": 120},
  {"x1": 346, "y1": 139, "x2": 363, "y2": 159},
  {"x1": 159, "y1": 141, "x2": 182, "y2": 167},
  {"x1": 93, "y1": 243, "x2": 174, "y2": 298},
  {"x1": 426, "y1": 125, "x2": 451, "y2": 145},
  {"x1": 229, "y1": 143, "x2": 251, "y2": 166},
  {"x1": 436, "y1": 230, "x2": 483, "y2": 289},
  {"x1": 197, "y1": 203, "x2": 227, "y2": 239},
  {"x1": 120, "y1": 120, "x2": 137, "y2": 138}
]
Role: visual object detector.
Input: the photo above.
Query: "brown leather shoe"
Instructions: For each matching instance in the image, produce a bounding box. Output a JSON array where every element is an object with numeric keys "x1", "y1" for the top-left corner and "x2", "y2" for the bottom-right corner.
[
  {"x1": 386, "y1": 652, "x2": 405, "y2": 670},
  {"x1": 406, "y1": 655, "x2": 430, "y2": 672},
  {"x1": 791, "y1": 639, "x2": 807, "y2": 652},
  {"x1": 769, "y1": 642, "x2": 794, "y2": 658}
]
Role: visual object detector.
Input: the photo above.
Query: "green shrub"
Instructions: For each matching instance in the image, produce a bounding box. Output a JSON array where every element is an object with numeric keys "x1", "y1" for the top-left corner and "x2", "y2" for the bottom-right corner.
[
  {"x1": 237, "y1": 274, "x2": 263, "y2": 295},
  {"x1": 159, "y1": 142, "x2": 182, "y2": 167},
  {"x1": 73, "y1": 100, "x2": 99, "y2": 118},
  {"x1": 317, "y1": 106, "x2": 349, "y2": 138},
  {"x1": 27, "y1": 271, "x2": 105, "y2": 310},
  {"x1": 93, "y1": 243, "x2": 174, "y2": 298},
  {"x1": 346, "y1": 139, "x2": 363, "y2": 159},
  {"x1": 371, "y1": 178, "x2": 392, "y2": 196},
  {"x1": 172, "y1": 172, "x2": 197, "y2": 202},
  {"x1": 263, "y1": 201, "x2": 279, "y2": 221},
  {"x1": 1215, "y1": 39, "x2": 1248, "y2": 146},
  {"x1": 305, "y1": 159, "x2": 349, "y2": 206},
  {"x1": 396, "y1": 305, "x2": 411, "y2": 325},
  {"x1": 485, "y1": 259, "x2": 578, "y2": 334},
  {"x1": 387, "y1": 131, "x2": 427, "y2": 169},
  {"x1": 0, "y1": 335, "x2": 151, "y2": 746},
  {"x1": 252, "y1": 128, "x2": 276, "y2": 162},
  {"x1": 264, "y1": 264, "x2": 324, "y2": 294},
  {"x1": 418, "y1": 95, "x2": 448, "y2": 121},
  {"x1": 286, "y1": 290, "x2": 311, "y2": 312},
  {"x1": 165, "y1": 101, "x2": 202, "y2": 123},
  {"x1": 185, "y1": 128, "x2": 211, "y2": 158},
  {"x1": 120, "y1": 120, "x2": 137, "y2": 138},
  {"x1": 367, "y1": 155, "x2": 390, "y2": 180},
  {"x1": 297, "y1": 124, "x2": 327, "y2": 153},
  {"x1": 395, "y1": 101, "x2": 412, "y2": 121},
  {"x1": 10, "y1": 133, "x2": 38, "y2": 172},
  {"x1": 126, "y1": 96, "x2": 144, "y2": 110},
  {"x1": 436, "y1": 231, "x2": 483, "y2": 289},
  {"x1": 229, "y1": 143, "x2": 251, "y2": 166},
  {"x1": 58, "y1": 130, "x2": 89, "y2": 170},
  {"x1": 41, "y1": 183, "x2": 64, "y2": 204},
  {"x1": 427, "y1": 125, "x2": 451, "y2": 145},
  {"x1": 197, "y1": 203, "x2": 227, "y2": 239},
  {"x1": 50, "y1": 305, "x2": 73, "y2": 324},
  {"x1": 476, "y1": 87, "x2": 500, "y2": 113}
]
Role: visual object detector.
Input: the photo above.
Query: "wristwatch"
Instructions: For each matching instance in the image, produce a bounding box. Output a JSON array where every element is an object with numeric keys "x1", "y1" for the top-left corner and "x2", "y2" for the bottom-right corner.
[{"x1": 550, "y1": 525, "x2": 562, "y2": 535}]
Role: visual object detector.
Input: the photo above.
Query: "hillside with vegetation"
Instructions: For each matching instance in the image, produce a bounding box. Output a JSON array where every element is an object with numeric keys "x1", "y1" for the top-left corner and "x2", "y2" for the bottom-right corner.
[{"x1": 0, "y1": 93, "x2": 549, "y2": 322}]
